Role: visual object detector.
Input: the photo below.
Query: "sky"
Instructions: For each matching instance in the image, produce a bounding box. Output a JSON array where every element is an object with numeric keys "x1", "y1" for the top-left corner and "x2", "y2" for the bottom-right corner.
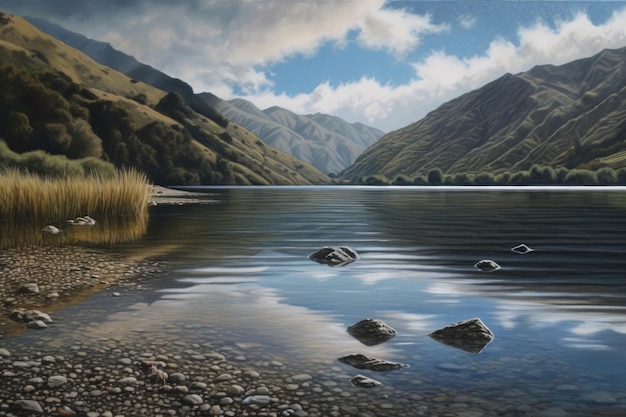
[{"x1": 2, "y1": 1, "x2": 626, "y2": 132}]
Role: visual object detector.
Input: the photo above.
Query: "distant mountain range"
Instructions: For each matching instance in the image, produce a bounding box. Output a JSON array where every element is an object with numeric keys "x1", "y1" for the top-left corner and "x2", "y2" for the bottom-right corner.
[
  {"x1": 342, "y1": 46, "x2": 626, "y2": 182},
  {"x1": 0, "y1": 12, "x2": 329, "y2": 185},
  {"x1": 202, "y1": 94, "x2": 384, "y2": 174},
  {"x1": 27, "y1": 16, "x2": 384, "y2": 174}
]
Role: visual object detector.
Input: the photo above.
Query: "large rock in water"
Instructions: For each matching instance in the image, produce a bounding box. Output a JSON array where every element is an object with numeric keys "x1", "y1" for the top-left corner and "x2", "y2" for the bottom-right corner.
[
  {"x1": 308, "y1": 246, "x2": 359, "y2": 266},
  {"x1": 428, "y1": 318, "x2": 494, "y2": 353},
  {"x1": 347, "y1": 318, "x2": 396, "y2": 346},
  {"x1": 338, "y1": 353, "x2": 408, "y2": 371}
]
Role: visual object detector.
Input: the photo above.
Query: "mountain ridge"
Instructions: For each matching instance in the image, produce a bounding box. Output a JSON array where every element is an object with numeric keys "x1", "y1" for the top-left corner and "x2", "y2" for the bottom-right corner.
[
  {"x1": 0, "y1": 12, "x2": 329, "y2": 185},
  {"x1": 341, "y1": 46, "x2": 626, "y2": 182},
  {"x1": 26, "y1": 16, "x2": 384, "y2": 174}
]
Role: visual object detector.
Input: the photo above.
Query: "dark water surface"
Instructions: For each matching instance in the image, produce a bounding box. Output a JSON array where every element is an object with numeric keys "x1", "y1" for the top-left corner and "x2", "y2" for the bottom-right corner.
[{"x1": 6, "y1": 186, "x2": 626, "y2": 415}]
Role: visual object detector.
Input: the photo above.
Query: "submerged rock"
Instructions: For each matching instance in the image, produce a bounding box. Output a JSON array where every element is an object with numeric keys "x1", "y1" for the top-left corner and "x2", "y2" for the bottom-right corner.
[
  {"x1": 350, "y1": 374, "x2": 382, "y2": 388},
  {"x1": 308, "y1": 246, "x2": 359, "y2": 266},
  {"x1": 347, "y1": 318, "x2": 396, "y2": 346},
  {"x1": 511, "y1": 243, "x2": 534, "y2": 254},
  {"x1": 338, "y1": 353, "x2": 408, "y2": 371},
  {"x1": 429, "y1": 318, "x2": 494, "y2": 354},
  {"x1": 474, "y1": 259, "x2": 500, "y2": 272}
]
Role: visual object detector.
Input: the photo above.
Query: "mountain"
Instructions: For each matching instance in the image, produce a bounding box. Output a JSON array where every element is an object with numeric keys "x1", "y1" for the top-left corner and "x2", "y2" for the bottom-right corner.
[
  {"x1": 202, "y1": 94, "x2": 384, "y2": 174},
  {"x1": 25, "y1": 17, "x2": 385, "y2": 175},
  {"x1": 0, "y1": 12, "x2": 329, "y2": 185},
  {"x1": 341, "y1": 46, "x2": 626, "y2": 182}
]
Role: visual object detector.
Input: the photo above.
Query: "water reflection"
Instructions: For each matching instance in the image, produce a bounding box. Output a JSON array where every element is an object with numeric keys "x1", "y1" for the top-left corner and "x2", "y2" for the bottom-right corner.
[{"x1": 0, "y1": 214, "x2": 149, "y2": 248}]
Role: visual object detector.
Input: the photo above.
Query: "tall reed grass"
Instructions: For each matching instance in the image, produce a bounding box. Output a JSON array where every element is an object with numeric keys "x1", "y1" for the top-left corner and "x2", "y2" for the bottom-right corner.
[{"x1": 0, "y1": 168, "x2": 151, "y2": 224}]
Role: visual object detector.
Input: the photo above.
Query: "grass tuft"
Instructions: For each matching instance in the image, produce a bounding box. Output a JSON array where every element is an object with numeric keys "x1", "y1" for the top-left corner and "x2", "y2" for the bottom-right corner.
[{"x1": 0, "y1": 168, "x2": 150, "y2": 224}]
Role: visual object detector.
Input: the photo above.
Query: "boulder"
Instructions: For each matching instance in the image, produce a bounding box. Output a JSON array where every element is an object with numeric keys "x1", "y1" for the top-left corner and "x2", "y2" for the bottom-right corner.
[
  {"x1": 350, "y1": 374, "x2": 382, "y2": 388},
  {"x1": 338, "y1": 353, "x2": 408, "y2": 371},
  {"x1": 347, "y1": 318, "x2": 396, "y2": 346},
  {"x1": 428, "y1": 318, "x2": 494, "y2": 353},
  {"x1": 308, "y1": 246, "x2": 359, "y2": 266}
]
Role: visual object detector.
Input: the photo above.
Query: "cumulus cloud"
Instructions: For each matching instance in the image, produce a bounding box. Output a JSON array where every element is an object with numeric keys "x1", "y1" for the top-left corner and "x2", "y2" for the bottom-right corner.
[
  {"x1": 239, "y1": 8, "x2": 626, "y2": 132},
  {"x1": 6, "y1": 1, "x2": 626, "y2": 132}
]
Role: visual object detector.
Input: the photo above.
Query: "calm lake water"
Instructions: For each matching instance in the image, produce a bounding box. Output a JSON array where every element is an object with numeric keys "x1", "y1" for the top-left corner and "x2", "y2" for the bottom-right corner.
[{"x1": 6, "y1": 186, "x2": 626, "y2": 415}]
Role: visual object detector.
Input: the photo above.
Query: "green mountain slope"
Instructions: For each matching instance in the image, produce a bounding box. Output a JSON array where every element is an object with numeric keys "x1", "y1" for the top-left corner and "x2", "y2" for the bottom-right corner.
[
  {"x1": 0, "y1": 12, "x2": 329, "y2": 185},
  {"x1": 341, "y1": 46, "x2": 626, "y2": 182},
  {"x1": 26, "y1": 16, "x2": 384, "y2": 175}
]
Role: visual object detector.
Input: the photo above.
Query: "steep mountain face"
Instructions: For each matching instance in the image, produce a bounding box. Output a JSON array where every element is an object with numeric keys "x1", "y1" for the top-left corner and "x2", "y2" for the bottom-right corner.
[
  {"x1": 341, "y1": 46, "x2": 626, "y2": 181},
  {"x1": 203, "y1": 94, "x2": 384, "y2": 174},
  {"x1": 0, "y1": 12, "x2": 329, "y2": 185},
  {"x1": 27, "y1": 16, "x2": 385, "y2": 175}
]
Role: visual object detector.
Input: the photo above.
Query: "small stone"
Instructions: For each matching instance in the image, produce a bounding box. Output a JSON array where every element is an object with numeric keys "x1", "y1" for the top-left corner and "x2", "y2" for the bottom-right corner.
[
  {"x1": 28, "y1": 319, "x2": 48, "y2": 329},
  {"x1": 209, "y1": 405, "x2": 222, "y2": 415},
  {"x1": 338, "y1": 353, "x2": 408, "y2": 371},
  {"x1": 111, "y1": 292, "x2": 121, "y2": 297},
  {"x1": 291, "y1": 374, "x2": 312, "y2": 382},
  {"x1": 118, "y1": 377, "x2": 137, "y2": 385},
  {"x1": 227, "y1": 384, "x2": 245, "y2": 395},
  {"x1": 0, "y1": 348, "x2": 11, "y2": 357},
  {"x1": 46, "y1": 292, "x2": 60, "y2": 299},
  {"x1": 48, "y1": 375, "x2": 68, "y2": 388},
  {"x1": 168, "y1": 372, "x2": 186, "y2": 384},
  {"x1": 350, "y1": 374, "x2": 382, "y2": 388},
  {"x1": 11, "y1": 399, "x2": 43, "y2": 414},
  {"x1": 182, "y1": 394, "x2": 203, "y2": 406},
  {"x1": 18, "y1": 283, "x2": 40, "y2": 294},
  {"x1": 242, "y1": 395, "x2": 271, "y2": 407}
]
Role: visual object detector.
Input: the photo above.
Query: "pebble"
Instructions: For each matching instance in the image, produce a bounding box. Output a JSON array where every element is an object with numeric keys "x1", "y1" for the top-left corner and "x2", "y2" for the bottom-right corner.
[
  {"x1": 181, "y1": 394, "x2": 203, "y2": 405},
  {"x1": 243, "y1": 395, "x2": 272, "y2": 406},
  {"x1": 48, "y1": 375, "x2": 68, "y2": 388}
]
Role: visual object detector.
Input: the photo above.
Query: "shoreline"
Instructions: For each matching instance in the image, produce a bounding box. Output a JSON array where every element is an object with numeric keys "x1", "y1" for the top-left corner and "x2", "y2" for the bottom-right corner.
[
  {"x1": 0, "y1": 184, "x2": 193, "y2": 338},
  {"x1": 149, "y1": 185, "x2": 215, "y2": 206}
]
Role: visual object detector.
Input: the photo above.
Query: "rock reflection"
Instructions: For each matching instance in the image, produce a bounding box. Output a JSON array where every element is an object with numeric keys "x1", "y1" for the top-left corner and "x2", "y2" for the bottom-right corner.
[{"x1": 0, "y1": 215, "x2": 148, "y2": 249}]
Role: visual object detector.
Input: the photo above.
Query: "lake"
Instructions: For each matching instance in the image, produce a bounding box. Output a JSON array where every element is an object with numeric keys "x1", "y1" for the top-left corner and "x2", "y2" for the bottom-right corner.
[{"x1": 4, "y1": 186, "x2": 626, "y2": 416}]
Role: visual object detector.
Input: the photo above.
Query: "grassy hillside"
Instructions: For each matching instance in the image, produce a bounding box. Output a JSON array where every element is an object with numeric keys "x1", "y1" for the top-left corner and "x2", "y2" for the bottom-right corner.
[
  {"x1": 341, "y1": 46, "x2": 626, "y2": 183},
  {"x1": 27, "y1": 16, "x2": 382, "y2": 176},
  {"x1": 0, "y1": 12, "x2": 329, "y2": 185}
]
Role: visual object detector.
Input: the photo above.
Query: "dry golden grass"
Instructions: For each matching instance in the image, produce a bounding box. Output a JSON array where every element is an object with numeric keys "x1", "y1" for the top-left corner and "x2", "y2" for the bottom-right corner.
[{"x1": 0, "y1": 168, "x2": 150, "y2": 224}]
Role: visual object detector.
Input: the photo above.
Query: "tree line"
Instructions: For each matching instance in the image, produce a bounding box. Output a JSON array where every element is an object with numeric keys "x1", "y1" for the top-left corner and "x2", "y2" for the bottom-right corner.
[{"x1": 358, "y1": 165, "x2": 626, "y2": 186}]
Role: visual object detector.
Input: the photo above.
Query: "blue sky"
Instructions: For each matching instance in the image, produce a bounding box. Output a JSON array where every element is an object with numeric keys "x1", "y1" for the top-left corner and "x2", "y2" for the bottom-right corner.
[{"x1": 2, "y1": 1, "x2": 626, "y2": 132}]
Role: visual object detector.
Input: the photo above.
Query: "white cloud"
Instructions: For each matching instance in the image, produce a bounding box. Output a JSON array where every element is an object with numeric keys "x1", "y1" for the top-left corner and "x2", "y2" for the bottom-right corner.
[
  {"x1": 458, "y1": 14, "x2": 477, "y2": 30},
  {"x1": 236, "y1": 8, "x2": 626, "y2": 132},
  {"x1": 42, "y1": 2, "x2": 626, "y2": 132}
]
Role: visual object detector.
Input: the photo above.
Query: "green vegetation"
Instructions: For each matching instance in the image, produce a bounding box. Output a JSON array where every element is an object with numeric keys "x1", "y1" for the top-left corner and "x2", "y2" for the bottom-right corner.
[
  {"x1": 358, "y1": 164, "x2": 626, "y2": 186},
  {"x1": 0, "y1": 168, "x2": 150, "y2": 224},
  {"x1": 0, "y1": 13, "x2": 330, "y2": 186},
  {"x1": 342, "y1": 47, "x2": 626, "y2": 182}
]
